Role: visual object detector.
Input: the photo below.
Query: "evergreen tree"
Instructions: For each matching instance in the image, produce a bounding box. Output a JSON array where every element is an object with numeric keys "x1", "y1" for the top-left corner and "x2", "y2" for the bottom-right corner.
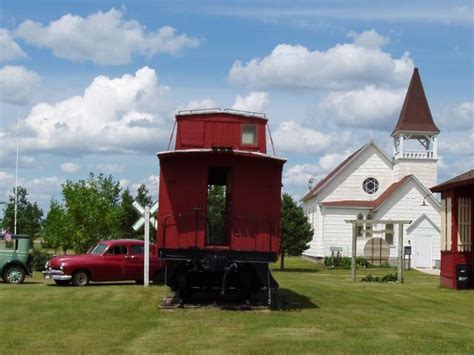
[
  {"x1": 2, "y1": 186, "x2": 43, "y2": 238},
  {"x1": 135, "y1": 184, "x2": 153, "y2": 207},
  {"x1": 118, "y1": 188, "x2": 136, "y2": 237},
  {"x1": 280, "y1": 193, "x2": 313, "y2": 270}
]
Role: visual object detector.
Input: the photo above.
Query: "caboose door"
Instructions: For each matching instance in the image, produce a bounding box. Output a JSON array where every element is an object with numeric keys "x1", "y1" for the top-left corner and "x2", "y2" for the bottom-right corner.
[{"x1": 206, "y1": 166, "x2": 232, "y2": 246}]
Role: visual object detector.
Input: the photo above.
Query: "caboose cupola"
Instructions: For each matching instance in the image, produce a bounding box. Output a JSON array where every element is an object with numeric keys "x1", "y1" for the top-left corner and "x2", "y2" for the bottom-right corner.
[{"x1": 175, "y1": 108, "x2": 268, "y2": 153}]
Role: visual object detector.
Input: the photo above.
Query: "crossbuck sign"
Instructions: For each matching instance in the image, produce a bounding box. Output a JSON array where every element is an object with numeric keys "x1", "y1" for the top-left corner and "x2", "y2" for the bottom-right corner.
[{"x1": 132, "y1": 201, "x2": 158, "y2": 287}]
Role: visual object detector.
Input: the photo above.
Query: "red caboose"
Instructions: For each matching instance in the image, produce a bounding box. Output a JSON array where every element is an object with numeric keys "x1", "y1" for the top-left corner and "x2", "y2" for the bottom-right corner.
[{"x1": 156, "y1": 109, "x2": 286, "y2": 301}]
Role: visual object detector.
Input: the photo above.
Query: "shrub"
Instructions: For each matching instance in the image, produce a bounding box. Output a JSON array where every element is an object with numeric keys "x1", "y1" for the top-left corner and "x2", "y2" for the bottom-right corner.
[
  {"x1": 324, "y1": 256, "x2": 369, "y2": 269},
  {"x1": 361, "y1": 272, "x2": 398, "y2": 283},
  {"x1": 31, "y1": 248, "x2": 53, "y2": 272}
]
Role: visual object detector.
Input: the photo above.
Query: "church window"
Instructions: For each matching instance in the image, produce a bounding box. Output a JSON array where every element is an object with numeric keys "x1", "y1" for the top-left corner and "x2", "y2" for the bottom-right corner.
[
  {"x1": 365, "y1": 213, "x2": 373, "y2": 238},
  {"x1": 356, "y1": 213, "x2": 363, "y2": 237},
  {"x1": 362, "y1": 177, "x2": 379, "y2": 194},
  {"x1": 385, "y1": 223, "x2": 394, "y2": 245}
]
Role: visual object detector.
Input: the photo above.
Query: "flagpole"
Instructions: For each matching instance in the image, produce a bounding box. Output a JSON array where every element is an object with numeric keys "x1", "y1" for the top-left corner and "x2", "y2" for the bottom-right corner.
[{"x1": 14, "y1": 113, "x2": 20, "y2": 235}]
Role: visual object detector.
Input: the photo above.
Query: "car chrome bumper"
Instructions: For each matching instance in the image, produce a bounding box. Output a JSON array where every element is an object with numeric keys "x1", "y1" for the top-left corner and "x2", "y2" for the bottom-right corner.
[{"x1": 42, "y1": 269, "x2": 72, "y2": 281}]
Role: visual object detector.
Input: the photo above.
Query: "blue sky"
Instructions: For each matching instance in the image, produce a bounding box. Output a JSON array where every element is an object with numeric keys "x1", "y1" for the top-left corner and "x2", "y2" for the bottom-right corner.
[{"x1": 0, "y1": 0, "x2": 472, "y2": 211}]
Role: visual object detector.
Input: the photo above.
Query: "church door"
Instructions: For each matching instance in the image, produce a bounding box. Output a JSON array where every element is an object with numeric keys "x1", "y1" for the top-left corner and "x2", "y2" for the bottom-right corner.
[{"x1": 414, "y1": 235, "x2": 432, "y2": 268}]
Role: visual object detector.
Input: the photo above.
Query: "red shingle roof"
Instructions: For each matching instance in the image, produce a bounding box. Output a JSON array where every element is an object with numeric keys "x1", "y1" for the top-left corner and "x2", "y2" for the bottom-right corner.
[
  {"x1": 431, "y1": 169, "x2": 474, "y2": 192},
  {"x1": 391, "y1": 68, "x2": 440, "y2": 137},
  {"x1": 322, "y1": 175, "x2": 413, "y2": 210}
]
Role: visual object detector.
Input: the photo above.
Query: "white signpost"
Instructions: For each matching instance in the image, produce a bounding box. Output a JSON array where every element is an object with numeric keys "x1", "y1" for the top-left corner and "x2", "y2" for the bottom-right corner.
[{"x1": 133, "y1": 201, "x2": 158, "y2": 287}]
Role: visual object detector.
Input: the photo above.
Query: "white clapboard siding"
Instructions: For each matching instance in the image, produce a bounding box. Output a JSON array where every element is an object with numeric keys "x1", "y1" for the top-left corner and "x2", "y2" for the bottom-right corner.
[
  {"x1": 393, "y1": 159, "x2": 437, "y2": 189},
  {"x1": 319, "y1": 146, "x2": 393, "y2": 203}
]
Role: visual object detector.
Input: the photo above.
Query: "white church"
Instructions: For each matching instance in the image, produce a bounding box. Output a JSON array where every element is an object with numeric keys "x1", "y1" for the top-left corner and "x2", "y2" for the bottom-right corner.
[{"x1": 302, "y1": 68, "x2": 441, "y2": 268}]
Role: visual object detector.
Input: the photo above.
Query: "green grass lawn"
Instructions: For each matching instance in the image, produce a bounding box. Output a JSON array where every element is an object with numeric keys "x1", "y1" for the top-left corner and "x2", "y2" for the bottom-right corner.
[{"x1": 1, "y1": 257, "x2": 473, "y2": 354}]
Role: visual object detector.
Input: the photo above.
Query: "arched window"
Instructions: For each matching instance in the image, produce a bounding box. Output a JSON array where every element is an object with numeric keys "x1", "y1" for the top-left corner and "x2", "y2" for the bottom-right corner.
[
  {"x1": 385, "y1": 223, "x2": 394, "y2": 245},
  {"x1": 356, "y1": 213, "x2": 363, "y2": 237},
  {"x1": 365, "y1": 213, "x2": 373, "y2": 238}
]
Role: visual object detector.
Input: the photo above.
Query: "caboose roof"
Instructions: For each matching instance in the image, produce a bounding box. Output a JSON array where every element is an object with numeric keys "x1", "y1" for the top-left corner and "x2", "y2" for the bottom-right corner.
[
  {"x1": 157, "y1": 148, "x2": 286, "y2": 163},
  {"x1": 176, "y1": 108, "x2": 268, "y2": 122}
]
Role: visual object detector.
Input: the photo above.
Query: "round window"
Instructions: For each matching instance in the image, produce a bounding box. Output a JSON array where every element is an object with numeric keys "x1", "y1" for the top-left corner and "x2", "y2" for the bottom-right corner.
[{"x1": 362, "y1": 177, "x2": 379, "y2": 194}]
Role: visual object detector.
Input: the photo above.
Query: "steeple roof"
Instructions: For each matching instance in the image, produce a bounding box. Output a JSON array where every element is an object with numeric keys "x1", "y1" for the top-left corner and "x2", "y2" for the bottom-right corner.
[{"x1": 391, "y1": 68, "x2": 440, "y2": 137}]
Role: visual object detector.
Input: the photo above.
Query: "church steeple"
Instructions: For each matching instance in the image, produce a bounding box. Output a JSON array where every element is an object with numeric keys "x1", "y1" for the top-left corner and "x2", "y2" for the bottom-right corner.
[
  {"x1": 391, "y1": 68, "x2": 440, "y2": 137},
  {"x1": 392, "y1": 68, "x2": 440, "y2": 188}
]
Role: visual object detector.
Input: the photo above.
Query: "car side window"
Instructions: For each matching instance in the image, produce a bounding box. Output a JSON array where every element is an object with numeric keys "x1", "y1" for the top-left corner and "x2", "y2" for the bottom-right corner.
[
  {"x1": 0, "y1": 240, "x2": 16, "y2": 250},
  {"x1": 106, "y1": 245, "x2": 128, "y2": 255},
  {"x1": 130, "y1": 245, "x2": 144, "y2": 254}
]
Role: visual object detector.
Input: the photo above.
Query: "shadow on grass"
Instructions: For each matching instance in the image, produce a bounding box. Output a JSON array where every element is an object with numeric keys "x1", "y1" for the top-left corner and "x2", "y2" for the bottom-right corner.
[
  {"x1": 272, "y1": 288, "x2": 319, "y2": 310},
  {"x1": 160, "y1": 287, "x2": 319, "y2": 311},
  {"x1": 272, "y1": 268, "x2": 320, "y2": 273}
]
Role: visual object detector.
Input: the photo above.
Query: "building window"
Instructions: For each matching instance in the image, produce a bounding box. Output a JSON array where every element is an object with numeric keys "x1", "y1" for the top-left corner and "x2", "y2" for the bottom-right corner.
[
  {"x1": 365, "y1": 213, "x2": 373, "y2": 238},
  {"x1": 356, "y1": 213, "x2": 363, "y2": 237},
  {"x1": 362, "y1": 177, "x2": 379, "y2": 194},
  {"x1": 241, "y1": 124, "x2": 257, "y2": 145},
  {"x1": 458, "y1": 197, "x2": 472, "y2": 252},
  {"x1": 385, "y1": 223, "x2": 394, "y2": 245},
  {"x1": 441, "y1": 198, "x2": 452, "y2": 251}
]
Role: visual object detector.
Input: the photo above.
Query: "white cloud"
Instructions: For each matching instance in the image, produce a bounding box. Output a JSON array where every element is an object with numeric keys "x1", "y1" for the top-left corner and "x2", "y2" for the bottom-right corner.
[
  {"x1": 229, "y1": 30, "x2": 413, "y2": 90},
  {"x1": 439, "y1": 101, "x2": 474, "y2": 130},
  {"x1": 13, "y1": 67, "x2": 174, "y2": 156},
  {"x1": 316, "y1": 85, "x2": 405, "y2": 129},
  {"x1": 232, "y1": 91, "x2": 269, "y2": 112},
  {"x1": 60, "y1": 162, "x2": 80, "y2": 173},
  {"x1": 180, "y1": 98, "x2": 217, "y2": 111},
  {"x1": 0, "y1": 172, "x2": 64, "y2": 210},
  {"x1": 272, "y1": 121, "x2": 347, "y2": 154},
  {"x1": 318, "y1": 152, "x2": 347, "y2": 171},
  {"x1": 0, "y1": 29, "x2": 26, "y2": 62},
  {"x1": 282, "y1": 150, "x2": 355, "y2": 195},
  {"x1": 16, "y1": 8, "x2": 199, "y2": 65},
  {"x1": 0, "y1": 65, "x2": 40, "y2": 105},
  {"x1": 283, "y1": 163, "x2": 322, "y2": 188},
  {"x1": 347, "y1": 29, "x2": 389, "y2": 50}
]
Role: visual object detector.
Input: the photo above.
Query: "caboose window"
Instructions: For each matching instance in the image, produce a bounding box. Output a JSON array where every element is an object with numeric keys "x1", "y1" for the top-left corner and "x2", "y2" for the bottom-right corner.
[{"x1": 241, "y1": 124, "x2": 257, "y2": 145}]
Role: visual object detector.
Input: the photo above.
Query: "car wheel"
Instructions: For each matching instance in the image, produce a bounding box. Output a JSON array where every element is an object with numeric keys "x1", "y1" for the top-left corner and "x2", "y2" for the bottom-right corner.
[
  {"x1": 2, "y1": 265, "x2": 26, "y2": 284},
  {"x1": 55, "y1": 280, "x2": 70, "y2": 286},
  {"x1": 72, "y1": 270, "x2": 90, "y2": 286}
]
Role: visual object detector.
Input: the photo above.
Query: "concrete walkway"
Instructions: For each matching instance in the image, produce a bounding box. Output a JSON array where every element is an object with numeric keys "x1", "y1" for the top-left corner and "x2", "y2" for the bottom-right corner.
[{"x1": 414, "y1": 267, "x2": 440, "y2": 276}]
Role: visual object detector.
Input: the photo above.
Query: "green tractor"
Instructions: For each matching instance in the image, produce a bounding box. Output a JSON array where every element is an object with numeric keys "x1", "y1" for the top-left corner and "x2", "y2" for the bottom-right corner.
[{"x1": 0, "y1": 234, "x2": 33, "y2": 284}]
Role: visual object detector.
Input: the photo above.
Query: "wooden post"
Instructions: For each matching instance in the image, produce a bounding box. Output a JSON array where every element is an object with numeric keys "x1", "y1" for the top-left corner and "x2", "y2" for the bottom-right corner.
[
  {"x1": 144, "y1": 206, "x2": 150, "y2": 287},
  {"x1": 352, "y1": 223, "x2": 357, "y2": 282},
  {"x1": 397, "y1": 223, "x2": 404, "y2": 283}
]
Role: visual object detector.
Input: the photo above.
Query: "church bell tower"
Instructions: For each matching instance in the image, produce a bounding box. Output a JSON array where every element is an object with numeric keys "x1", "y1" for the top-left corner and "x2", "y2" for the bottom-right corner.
[{"x1": 392, "y1": 68, "x2": 440, "y2": 188}]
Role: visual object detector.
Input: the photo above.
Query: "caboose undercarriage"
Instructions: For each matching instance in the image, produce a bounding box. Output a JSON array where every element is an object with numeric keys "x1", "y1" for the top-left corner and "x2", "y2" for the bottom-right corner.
[{"x1": 161, "y1": 250, "x2": 279, "y2": 304}]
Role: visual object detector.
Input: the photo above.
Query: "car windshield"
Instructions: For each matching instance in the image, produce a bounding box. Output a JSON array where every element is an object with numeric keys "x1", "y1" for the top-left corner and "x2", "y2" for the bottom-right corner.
[{"x1": 89, "y1": 243, "x2": 108, "y2": 255}]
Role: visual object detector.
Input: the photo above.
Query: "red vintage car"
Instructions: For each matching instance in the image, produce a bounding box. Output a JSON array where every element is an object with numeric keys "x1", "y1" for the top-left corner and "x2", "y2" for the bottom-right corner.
[{"x1": 42, "y1": 239, "x2": 164, "y2": 286}]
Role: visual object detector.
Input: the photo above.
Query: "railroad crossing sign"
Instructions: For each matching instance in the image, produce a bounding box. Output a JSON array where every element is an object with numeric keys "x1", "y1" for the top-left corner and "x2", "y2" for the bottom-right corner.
[
  {"x1": 132, "y1": 201, "x2": 158, "y2": 287},
  {"x1": 132, "y1": 201, "x2": 158, "y2": 231}
]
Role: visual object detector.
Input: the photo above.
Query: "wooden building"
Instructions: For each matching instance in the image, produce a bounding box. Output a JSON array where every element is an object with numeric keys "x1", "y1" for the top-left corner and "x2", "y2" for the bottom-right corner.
[
  {"x1": 431, "y1": 170, "x2": 473, "y2": 289},
  {"x1": 302, "y1": 68, "x2": 442, "y2": 268}
]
